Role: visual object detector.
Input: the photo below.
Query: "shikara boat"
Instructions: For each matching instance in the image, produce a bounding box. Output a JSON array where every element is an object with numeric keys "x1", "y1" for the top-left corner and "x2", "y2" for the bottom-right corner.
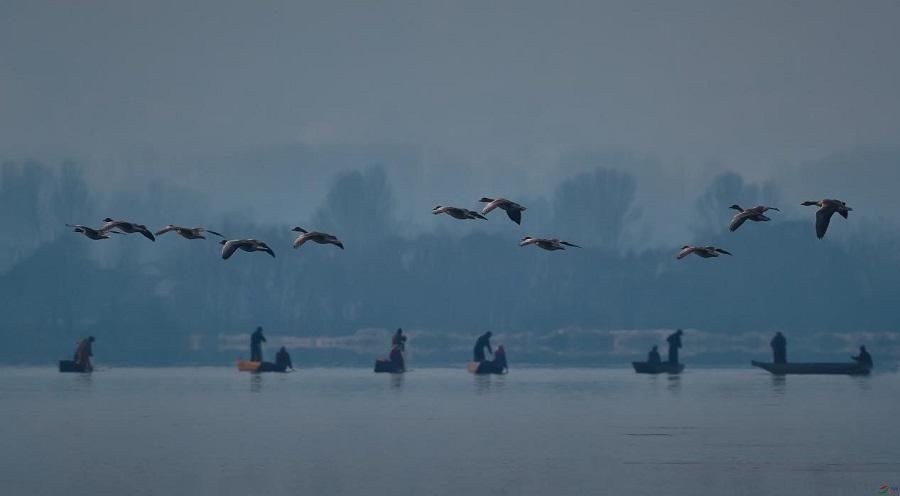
[
  {"x1": 632, "y1": 361, "x2": 684, "y2": 374},
  {"x1": 466, "y1": 361, "x2": 507, "y2": 375},
  {"x1": 751, "y1": 360, "x2": 870, "y2": 375},
  {"x1": 374, "y1": 359, "x2": 404, "y2": 373},
  {"x1": 58, "y1": 360, "x2": 91, "y2": 373},
  {"x1": 236, "y1": 360, "x2": 292, "y2": 373}
]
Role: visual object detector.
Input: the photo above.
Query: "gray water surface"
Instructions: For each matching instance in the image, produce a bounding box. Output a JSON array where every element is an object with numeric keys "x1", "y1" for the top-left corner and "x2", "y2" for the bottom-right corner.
[{"x1": 1, "y1": 367, "x2": 897, "y2": 496}]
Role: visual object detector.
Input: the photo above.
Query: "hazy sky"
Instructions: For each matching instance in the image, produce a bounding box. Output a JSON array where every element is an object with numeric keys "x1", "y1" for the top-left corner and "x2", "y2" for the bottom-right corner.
[{"x1": 2, "y1": 1, "x2": 899, "y2": 239}]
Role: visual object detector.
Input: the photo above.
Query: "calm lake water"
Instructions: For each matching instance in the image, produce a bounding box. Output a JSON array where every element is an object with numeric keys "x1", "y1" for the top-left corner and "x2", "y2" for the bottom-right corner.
[{"x1": 0, "y1": 367, "x2": 897, "y2": 496}]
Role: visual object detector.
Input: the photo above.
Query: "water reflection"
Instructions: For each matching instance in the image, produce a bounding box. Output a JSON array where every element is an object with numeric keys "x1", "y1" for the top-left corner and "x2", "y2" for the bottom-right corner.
[
  {"x1": 666, "y1": 374, "x2": 681, "y2": 393},
  {"x1": 389, "y1": 373, "x2": 405, "y2": 390},
  {"x1": 770, "y1": 375, "x2": 787, "y2": 395},
  {"x1": 851, "y1": 375, "x2": 872, "y2": 391},
  {"x1": 250, "y1": 373, "x2": 263, "y2": 393},
  {"x1": 474, "y1": 374, "x2": 505, "y2": 395}
]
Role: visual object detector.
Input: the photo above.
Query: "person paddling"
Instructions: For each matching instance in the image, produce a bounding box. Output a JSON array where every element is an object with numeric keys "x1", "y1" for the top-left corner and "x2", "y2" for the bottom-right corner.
[
  {"x1": 770, "y1": 332, "x2": 787, "y2": 364},
  {"x1": 250, "y1": 326, "x2": 266, "y2": 362},
  {"x1": 852, "y1": 345, "x2": 873, "y2": 369},
  {"x1": 666, "y1": 329, "x2": 683, "y2": 365},
  {"x1": 473, "y1": 332, "x2": 493, "y2": 362}
]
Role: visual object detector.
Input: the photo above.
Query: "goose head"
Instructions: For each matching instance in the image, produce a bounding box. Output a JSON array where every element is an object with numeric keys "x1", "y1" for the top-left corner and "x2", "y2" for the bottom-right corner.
[
  {"x1": 728, "y1": 204, "x2": 743, "y2": 211},
  {"x1": 291, "y1": 227, "x2": 308, "y2": 233}
]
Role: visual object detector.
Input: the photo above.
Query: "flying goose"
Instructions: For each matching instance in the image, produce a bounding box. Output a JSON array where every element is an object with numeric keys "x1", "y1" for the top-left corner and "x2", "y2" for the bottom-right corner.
[
  {"x1": 99, "y1": 218, "x2": 156, "y2": 241},
  {"x1": 728, "y1": 205, "x2": 780, "y2": 232},
  {"x1": 677, "y1": 245, "x2": 732, "y2": 259},
  {"x1": 290, "y1": 227, "x2": 344, "y2": 249},
  {"x1": 519, "y1": 236, "x2": 581, "y2": 251},
  {"x1": 801, "y1": 199, "x2": 852, "y2": 239},
  {"x1": 155, "y1": 225, "x2": 224, "y2": 240},
  {"x1": 432, "y1": 205, "x2": 487, "y2": 220},
  {"x1": 67, "y1": 224, "x2": 122, "y2": 241},
  {"x1": 219, "y1": 239, "x2": 276, "y2": 259},
  {"x1": 479, "y1": 197, "x2": 526, "y2": 224}
]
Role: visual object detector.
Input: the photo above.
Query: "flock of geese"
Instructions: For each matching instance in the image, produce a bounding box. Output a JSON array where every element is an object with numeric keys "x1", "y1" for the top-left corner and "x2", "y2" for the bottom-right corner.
[{"x1": 67, "y1": 197, "x2": 853, "y2": 260}]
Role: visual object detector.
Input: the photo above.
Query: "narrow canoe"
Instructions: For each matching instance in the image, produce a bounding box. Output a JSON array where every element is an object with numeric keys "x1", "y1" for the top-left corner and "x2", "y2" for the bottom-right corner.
[
  {"x1": 632, "y1": 361, "x2": 684, "y2": 374},
  {"x1": 751, "y1": 360, "x2": 870, "y2": 375},
  {"x1": 59, "y1": 360, "x2": 91, "y2": 373}
]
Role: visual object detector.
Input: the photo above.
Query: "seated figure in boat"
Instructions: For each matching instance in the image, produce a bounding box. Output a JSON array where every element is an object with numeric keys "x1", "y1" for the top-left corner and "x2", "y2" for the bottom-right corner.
[
  {"x1": 258, "y1": 346, "x2": 293, "y2": 372},
  {"x1": 852, "y1": 345, "x2": 873, "y2": 369},
  {"x1": 388, "y1": 344, "x2": 405, "y2": 372},
  {"x1": 73, "y1": 336, "x2": 95, "y2": 372},
  {"x1": 473, "y1": 331, "x2": 493, "y2": 362},
  {"x1": 770, "y1": 332, "x2": 787, "y2": 364},
  {"x1": 477, "y1": 345, "x2": 508, "y2": 374},
  {"x1": 647, "y1": 345, "x2": 661, "y2": 365}
]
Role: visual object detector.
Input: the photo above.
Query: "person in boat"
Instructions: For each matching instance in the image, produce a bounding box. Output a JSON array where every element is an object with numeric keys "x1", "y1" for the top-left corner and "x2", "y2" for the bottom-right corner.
[
  {"x1": 852, "y1": 345, "x2": 873, "y2": 369},
  {"x1": 392, "y1": 328, "x2": 407, "y2": 352},
  {"x1": 647, "y1": 345, "x2": 661, "y2": 365},
  {"x1": 491, "y1": 344, "x2": 508, "y2": 373},
  {"x1": 473, "y1": 331, "x2": 493, "y2": 362},
  {"x1": 666, "y1": 329, "x2": 683, "y2": 365},
  {"x1": 770, "y1": 332, "x2": 787, "y2": 364},
  {"x1": 250, "y1": 326, "x2": 266, "y2": 362},
  {"x1": 73, "y1": 336, "x2": 95, "y2": 372},
  {"x1": 389, "y1": 344, "x2": 405, "y2": 372},
  {"x1": 275, "y1": 346, "x2": 293, "y2": 371}
]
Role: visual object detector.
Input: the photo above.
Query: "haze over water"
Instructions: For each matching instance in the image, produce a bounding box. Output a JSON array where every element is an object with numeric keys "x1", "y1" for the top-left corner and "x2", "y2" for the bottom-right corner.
[{"x1": 2, "y1": 367, "x2": 896, "y2": 496}]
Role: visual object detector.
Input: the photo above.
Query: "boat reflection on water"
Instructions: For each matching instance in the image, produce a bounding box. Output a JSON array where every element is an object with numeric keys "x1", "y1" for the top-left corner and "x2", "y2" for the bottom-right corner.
[
  {"x1": 250, "y1": 373, "x2": 263, "y2": 393},
  {"x1": 474, "y1": 372, "x2": 505, "y2": 395},
  {"x1": 666, "y1": 374, "x2": 681, "y2": 393},
  {"x1": 389, "y1": 372, "x2": 405, "y2": 391},
  {"x1": 770, "y1": 374, "x2": 787, "y2": 395}
]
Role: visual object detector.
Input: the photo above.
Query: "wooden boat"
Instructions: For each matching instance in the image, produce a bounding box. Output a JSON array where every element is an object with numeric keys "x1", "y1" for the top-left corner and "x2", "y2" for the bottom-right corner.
[
  {"x1": 632, "y1": 361, "x2": 684, "y2": 374},
  {"x1": 236, "y1": 360, "x2": 292, "y2": 373},
  {"x1": 236, "y1": 360, "x2": 261, "y2": 372},
  {"x1": 374, "y1": 359, "x2": 404, "y2": 373},
  {"x1": 59, "y1": 360, "x2": 91, "y2": 373},
  {"x1": 751, "y1": 360, "x2": 871, "y2": 375},
  {"x1": 467, "y1": 361, "x2": 507, "y2": 375}
]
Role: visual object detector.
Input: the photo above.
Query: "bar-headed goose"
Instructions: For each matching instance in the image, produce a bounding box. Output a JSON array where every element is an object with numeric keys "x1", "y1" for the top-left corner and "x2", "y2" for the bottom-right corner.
[
  {"x1": 156, "y1": 225, "x2": 224, "y2": 240},
  {"x1": 290, "y1": 228, "x2": 344, "y2": 249},
  {"x1": 432, "y1": 206, "x2": 487, "y2": 220},
  {"x1": 519, "y1": 236, "x2": 581, "y2": 251},
  {"x1": 99, "y1": 218, "x2": 156, "y2": 241},
  {"x1": 479, "y1": 197, "x2": 526, "y2": 224},
  {"x1": 677, "y1": 245, "x2": 732, "y2": 259},
  {"x1": 67, "y1": 224, "x2": 122, "y2": 241},
  {"x1": 801, "y1": 199, "x2": 852, "y2": 239},
  {"x1": 728, "y1": 205, "x2": 780, "y2": 232},
  {"x1": 219, "y1": 239, "x2": 275, "y2": 259}
]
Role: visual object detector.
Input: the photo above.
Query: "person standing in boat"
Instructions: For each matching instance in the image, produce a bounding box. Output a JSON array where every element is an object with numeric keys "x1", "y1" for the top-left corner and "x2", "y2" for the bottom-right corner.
[
  {"x1": 392, "y1": 328, "x2": 407, "y2": 352},
  {"x1": 852, "y1": 345, "x2": 873, "y2": 369},
  {"x1": 250, "y1": 326, "x2": 266, "y2": 362},
  {"x1": 666, "y1": 329, "x2": 683, "y2": 365},
  {"x1": 770, "y1": 332, "x2": 787, "y2": 364},
  {"x1": 473, "y1": 331, "x2": 493, "y2": 362},
  {"x1": 73, "y1": 336, "x2": 95, "y2": 372},
  {"x1": 647, "y1": 345, "x2": 661, "y2": 365}
]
